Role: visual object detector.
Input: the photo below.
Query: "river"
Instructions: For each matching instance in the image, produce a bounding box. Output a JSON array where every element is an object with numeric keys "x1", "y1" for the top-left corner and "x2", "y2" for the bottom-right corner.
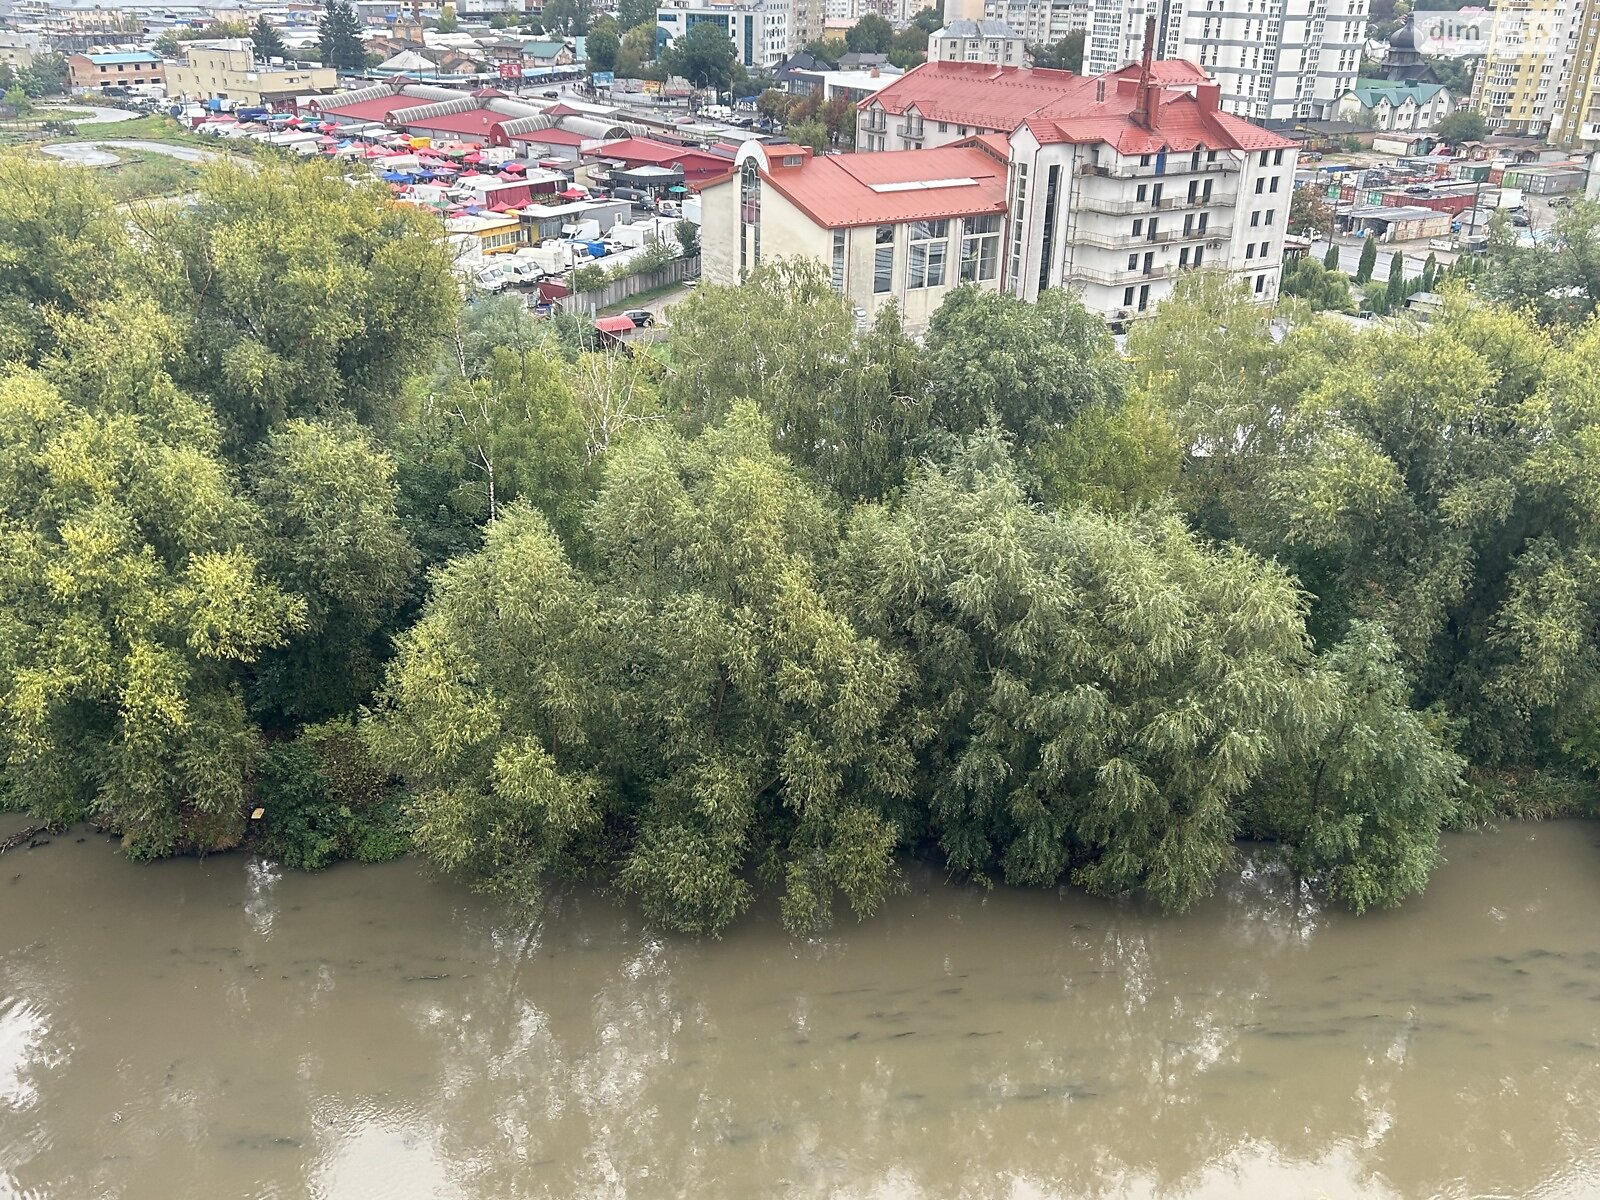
[{"x1": 2, "y1": 821, "x2": 1598, "y2": 1199}]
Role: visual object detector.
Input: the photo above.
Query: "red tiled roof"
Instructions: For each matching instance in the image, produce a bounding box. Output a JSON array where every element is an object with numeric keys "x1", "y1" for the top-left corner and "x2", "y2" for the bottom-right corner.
[
  {"x1": 1023, "y1": 77, "x2": 1295, "y2": 152},
  {"x1": 589, "y1": 136, "x2": 733, "y2": 170},
  {"x1": 863, "y1": 61, "x2": 1086, "y2": 128},
  {"x1": 750, "y1": 144, "x2": 1007, "y2": 229},
  {"x1": 319, "y1": 93, "x2": 438, "y2": 121}
]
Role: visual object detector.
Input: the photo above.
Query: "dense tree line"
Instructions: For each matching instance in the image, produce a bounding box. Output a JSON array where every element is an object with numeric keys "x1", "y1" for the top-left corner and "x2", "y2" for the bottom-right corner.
[{"x1": 1, "y1": 154, "x2": 1596, "y2": 933}]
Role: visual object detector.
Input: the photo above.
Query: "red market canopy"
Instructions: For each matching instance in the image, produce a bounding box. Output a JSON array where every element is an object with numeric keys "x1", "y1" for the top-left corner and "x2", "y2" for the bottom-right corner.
[
  {"x1": 594, "y1": 315, "x2": 636, "y2": 334},
  {"x1": 560, "y1": 187, "x2": 587, "y2": 200}
]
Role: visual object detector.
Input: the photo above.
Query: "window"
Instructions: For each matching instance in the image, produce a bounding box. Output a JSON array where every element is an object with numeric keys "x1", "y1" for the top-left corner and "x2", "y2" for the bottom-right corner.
[
  {"x1": 1123, "y1": 286, "x2": 1136, "y2": 306},
  {"x1": 1179, "y1": 246, "x2": 1190, "y2": 266},
  {"x1": 1269, "y1": 176, "x2": 1279, "y2": 192},
  {"x1": 1208, "y1": 149, "x2": 1218, "y2": 162},
  {"x1": 1132, "y1": 218, "x2": 1144, "y2": 236},
  {"x1": 1147, "y1": 218, "x2": 1158, "y2": 241},
  {"x1": 1187, "y1": 180, "x2": 1198, "y2": 202},
  {"x1": 959, "y1": 214, "x2": 1000, "y2": 282},
  {"x1": 831, "y1": 229, "x2": 846, "y2": 293},
  {"x1": 1198, "y1": 212, "x2": 1209, "y2": 233},
  {"x1": 908, "y1": 219, "x2": 949, "y2": 288},
  {"x1": 1255, "y1": 177, "x2": 1265, "y2": 194},
  {"x1": 1142, "y1": 251, "x2": 1154, "y2": 275},
  {"x1": 1183, "y1": 213, "x2": 1194, "y2": 235},
  {"x1": 1128, "y1": 253, "x2": 1140, "y2": 270},
  {"x1": 1251, "y1": 210, "x2": 1261, "y2": 227},
  {"x1": 1151, "y1": 182, "x2": 1163, "y2": 204},
  {"x1": 1137, "y1": 283, "x2": 1150, "y2": 310},
  {"x1": 739, "y1": 159, "x2": 761, "y2": 274},
  {"x1": 1245, "y1": 242, "x2": 1255, "y2": 260},
  {"x1": 1036, "y1": 165, "x2": 1061, "y2": 293},
  {"x1": 1255, "y1": 273, "x2": 1266, "y2": 293},
  {"x1": 1137, "y1": 184, "x2": 1148, "y2": 201},
  {"x1": 1273, "y1": 148, "x2": 1284, "y2": 164},
  {"x1": 1193, "y1": 246, "x2": 1204, "y2": 267},
  {"x1": 1265, "y1": 209, "x2": 1275, "y2": 225},
  {"x1": 874, "y1": 225, "x2": 894, "y2": 293},
  {"x1": 1259, "y1": 149, "x2": 1269, "y2": 166}
]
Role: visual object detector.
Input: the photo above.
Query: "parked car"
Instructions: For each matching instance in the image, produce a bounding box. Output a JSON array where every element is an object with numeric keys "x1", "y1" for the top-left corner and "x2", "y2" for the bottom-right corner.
[
  {"x1": 621, "y1": 310, "x2": 655, "y2": 328},
  {"x1": 1511, "y1": 213, "x2": 1531, "y2": 228},
  {"x1": 1405, "y1": 185, "x2": 1431, "y2": 196}
]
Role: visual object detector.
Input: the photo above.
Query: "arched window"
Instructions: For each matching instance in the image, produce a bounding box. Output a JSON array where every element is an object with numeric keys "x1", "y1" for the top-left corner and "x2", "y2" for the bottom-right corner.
[{"x1": 739, "y1": 158, "x2": 762, "y2": 276}]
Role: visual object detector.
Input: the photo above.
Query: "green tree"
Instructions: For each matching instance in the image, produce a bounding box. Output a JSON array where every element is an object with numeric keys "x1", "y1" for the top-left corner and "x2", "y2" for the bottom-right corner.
[
  {"x1": 1434, "y1": 108, "x2": 1487, "y2": 143},
  {"x1": 1246, "y1": 622, "x2": 1464, "y2": 912},
  {"x1": 16, "y1": 53, "x2": 68, "y2": 97},
  {"x1": 1421, "y1": 250, "x2": 1438, "y2": 290},
  {"x1": 1386, "y1": 251, "x2": 1406, "y2": 308},
  {"x1": 1482, "y1": 199, "x2": 1600, "y2": 327},
  {"x1": 1034, "y1": 393, "x2": 1182, "y2": 512},
  {"x1": 1028, "y1": 31, "x2": 1084, "y2": 71},
  {"x1": 1290, "y1": 183, "x2": 1334, "y2": 236},
  {"x1": 251, "y1": 16, "x2": 290, "y2": 60},
  {"x1": 434, "y1": 8, "x2": 459, "y2": 31},
  {"x1": 1356, "y1": 234, "x2": 1378, "y2": 283},
  {"x1": 922, "y1": 286, "x2": 1128, "y2": 450},
  {"x1": 845, "y1": 13, "x2": 894, "y2": 54},
  {"x1": 912, "y1": 6, "x2": 943, "y2": 33},
  {"x1": 0, "y1": 307, "x2": 304, "y2": 854},
  {"x1": 1324, "y1": 240, "x2": 1341, "y2": 270},
  {"x1": 318, "y1": 0, "x2": 365, "y2": 72},
  {"x1": 663, "y1": 21, "x2": 740, "y2": 92},
  {"x1": 1281, "y1": 256, "x2": 1356, "y2": 311},
  {"x1": 542, "y1": 0, "x2": 590, "y2": 35},
  {"x1": 842, "y1": 433, "x2": 1322, "y2": 910},
  {"x1": 586, "y1": 24, "x2": 620, "y2": 71},
  {"x1": 145, "y1": 160, "x2": 456, "y2": 450},
  {"x1": 0, "y1": 155, "x2": 131, "y2": 365},
  {"x1": 3, "y1": 84, "x2": 30, "y2": 117},
  {"x1": 619, "y1": 0, "x2": 657, "y2": 30}
]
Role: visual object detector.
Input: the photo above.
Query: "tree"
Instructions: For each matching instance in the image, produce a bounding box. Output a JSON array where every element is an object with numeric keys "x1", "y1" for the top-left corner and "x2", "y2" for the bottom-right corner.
[
  {"x1": 674, "y1": 217, "x2": 699, "y2": 257},
  {"x1": 3, "y1": 84, "x2": 31, "y2": 117},
  {"x1": 586, "y1": 24, "x2": 620, "y2": 71},
  {"x1": 1028, "y1": 31, "x2": 1084, "y2": 71},
  {"x1": 1324, "y1": 240, "x2": 1341, "y2": 270},
  {"x1": 318, "y1": 0, "x2": 365, "y2": 72},
  {"x1": 618, "y1": 0, "x2": 657, "y2": 31},
  {"x1": 1280, "y1": 256, "x2": 1355, "y2": 312},
  {"x1": 1245, "y1": 623, "x2": 1464, "y2": 912},
  {"x1": 542, "y1": 0, "x2": 590, "y2": 36},
  {"x1": 434, "y1": 7, "x2": 459, "y2": 32},
  {"x1": 922, "y1": 286, "x2": 1128, "y2": 451},
  {"x1": 911, "y1": 5, "x2": 943, "y2": 33},
  {"x1": 0, "y1": 307, "x2": 304, "y2": 854},
  {"x1": 787, "y1": 116, "x2": 828, "y2": 152},
  {"x1": 1434, "y1": 108, "x2": 1487, "y2": 144},
  {"x1": 143, "y1": 160, "x2": 457, "y2": 450},
  {"x1": 662, "y1": 21, "x2": 740, "y2": 93},
  {"x1": 1386, "y1": 251, "x2": 1406, "y2": 308},
  {"x1": 252, "y1": 16, "x2": 289, "y2": 61},
  {"x1": 1290, "y1": 183, "x2": 1334, "y2": 236},
  {"x1": 803, "y1": 37, "x2": 846, "y2": 68},
  {"x1": 17, "y1": 53, "x2": 68, "y2": 97},
  {"x1": 1482, "y1": 199, "x2": 1600, "y2": 327},
  {"x1": 841, "y1": 433, "x2": 1324, "y2": 910},
  {"x1": 1356, "y1": 234, "x2": 1378, "y2": 283},
  {"x1": 0, "y1": 155, "x2": 131, "y2": 366},
  {"x1": 845, "y1": 13, "x2": 894, "y2": 54},
  {"x1": 370, "y1": 410, "x2": 915, "y2": 934},
  {"x1": 664, "y1": 260, "x2": 929, "y2": 499},
  {"x1": 1421, "y1": 251, "x2": 1438, "y2": 291},
  {"x1": 1425, "y1": 55, "x2": 1471, "y2": 93}
]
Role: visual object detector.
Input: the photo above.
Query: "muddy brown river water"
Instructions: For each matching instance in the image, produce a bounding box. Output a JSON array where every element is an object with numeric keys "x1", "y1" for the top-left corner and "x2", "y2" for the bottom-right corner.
[{"x1": 2, "y1": 820, "x2": 1599, "y2": 1199}]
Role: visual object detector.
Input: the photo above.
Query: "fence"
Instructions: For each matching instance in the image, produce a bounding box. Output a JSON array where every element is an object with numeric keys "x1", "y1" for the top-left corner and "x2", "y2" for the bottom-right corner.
[{"x1": 556, "y1": 255, "x2": 700, "y2": 315}]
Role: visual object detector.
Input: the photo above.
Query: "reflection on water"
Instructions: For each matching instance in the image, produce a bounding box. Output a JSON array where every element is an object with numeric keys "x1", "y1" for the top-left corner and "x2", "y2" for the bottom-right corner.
[{"x1": 2, "y1": 822, "x2": 1600, "y2": 1199}]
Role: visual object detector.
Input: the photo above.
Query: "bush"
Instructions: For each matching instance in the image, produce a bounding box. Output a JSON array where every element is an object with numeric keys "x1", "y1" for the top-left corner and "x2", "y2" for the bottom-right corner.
[
  {"x1": 570, "y1": 263, "x2": 606, "y2": 292},
  {"x1": 253, "y1": 720, "x2": 407, "y2": 869}
]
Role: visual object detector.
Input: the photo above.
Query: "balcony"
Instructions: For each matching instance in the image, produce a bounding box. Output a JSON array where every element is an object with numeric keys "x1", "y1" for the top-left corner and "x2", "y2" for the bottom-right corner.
[
  {"x1": 1078, "y1": 157, "x2": 1234, "y2": 181},
  {"x1": 1069, "y1": 227, "x2": 1184, "y2": 250},
  {"x1": 1074, "y1": 188, "x2": 1237, "y2": 215},
  {"x1": 1062, "y1": 261, "x2": 1181, "y2": 285}
]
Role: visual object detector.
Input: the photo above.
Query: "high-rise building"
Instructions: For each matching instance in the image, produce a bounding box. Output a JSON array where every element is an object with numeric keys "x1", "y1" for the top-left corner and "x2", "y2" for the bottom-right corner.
[
  {"x1": 1550, "y1": 0, "x2": 1600, "y2": 146},
  {"x1": 982, "y1": 0, "x2": 1090, "y2": 46},
  {"x1": 1084, "y1": 0, "x2": 1367, "y2": 124},
  {"x1": 657, "y1": 0, "x2": 791, "y2": 69},
  {"x1": 1474, "y1": 0, "x2": 1594, "y2": 139}
]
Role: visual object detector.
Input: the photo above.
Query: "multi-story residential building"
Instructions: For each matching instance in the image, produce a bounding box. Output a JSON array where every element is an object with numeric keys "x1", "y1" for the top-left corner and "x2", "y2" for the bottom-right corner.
[
  {"x1": 980, "y1": 0, "x2": 1089, "y2": 45},
  {"x1": 699, "y1": 139, "x2": 1012, "y2": 332},
  {"x1": 832, "y1": 50, "x2": 1296, "y2": 323},
  {"x1": 1551, "y1": 0, "x2": 1600, "y2": 146},
  {"x1": 1473, "y1": 0, "x2": 1592, "y2": 138},
  {"x1": 927, "y1": 18, "x2": 1027, "y2": 62},
  {"x1": 165, "y1": 39, "x2": 337, "y2": 107},
  {"x1": 66, "y1": 50, "x2": 165, "y2": 92},
  {"x1": 657, "y1": 0, "x2": 791, "y2": 70},
  {"x1": 1085, "y1": 0, "x2": 1367, "y2": 124}
]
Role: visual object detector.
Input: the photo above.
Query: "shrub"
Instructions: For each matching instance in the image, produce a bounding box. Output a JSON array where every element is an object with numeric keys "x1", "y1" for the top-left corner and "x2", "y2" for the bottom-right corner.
[{"x1": 253, "y1": 720, "x2": 407, "y2": 869}]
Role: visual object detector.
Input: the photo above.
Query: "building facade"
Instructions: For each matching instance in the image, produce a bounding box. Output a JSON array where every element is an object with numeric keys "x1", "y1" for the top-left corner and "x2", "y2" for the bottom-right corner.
[
  {"x1": 165, "y1": 40, "x2": 336, "y2": 106},
  {"x1": 1335, "y1": 78, "x2": 1455, "y2": 129},
  {"x1": 981, "y1": 0, "x2": 1088, "y2": 46},
  {"x1": 1473, "y1": 0, "x2": 1596, "y2": 139},
  {"x1": 836, "y1": 55, "x2": 1296, "y2": 322},
  {"x1": 67, "y1": 50, "x2": 164, "y2": 92},
  {"x1": 1084, "y1": 0, "x2": 1367, "y2": 124},
  {"x1": 699, "y1": 139, "x2": 1010, "y2": 333},
  {"x1": 927, "y1": 18, "x2": 1027, "y2": 63},
  {"x1": 656, "y1": 0, "x2": 791, "y2": 69},
  {"x1": 1552, "y1": 0, "x2": 1600, "y2": 147}
]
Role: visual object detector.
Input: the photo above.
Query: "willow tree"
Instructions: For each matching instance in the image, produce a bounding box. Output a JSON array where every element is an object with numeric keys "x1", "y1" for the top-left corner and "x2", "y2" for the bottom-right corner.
[
  {"x1": 842, "y1": 434, "x2": 1320, "y2": 910},
  {"x1": 0, "y1": 306, "x2": 303, "y2": 853}
]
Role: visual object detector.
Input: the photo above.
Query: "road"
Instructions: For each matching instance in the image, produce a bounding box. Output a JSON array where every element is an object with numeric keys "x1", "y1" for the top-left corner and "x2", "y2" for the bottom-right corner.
[
  {"x1": 38, "y1": 103, "x2": 140, "y2": 125},
  {"x1": 41, "y1": 139, "x2": 231, "y2": 168}
]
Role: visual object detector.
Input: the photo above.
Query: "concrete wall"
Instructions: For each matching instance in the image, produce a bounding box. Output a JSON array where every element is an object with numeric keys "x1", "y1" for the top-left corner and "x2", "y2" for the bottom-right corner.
[{"x1": 557, "y1": 255, "x2": 702, "y2": 313}]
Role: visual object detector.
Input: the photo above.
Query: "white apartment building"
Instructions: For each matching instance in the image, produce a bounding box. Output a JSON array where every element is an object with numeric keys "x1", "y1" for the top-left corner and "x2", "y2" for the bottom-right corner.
[
  {"x1": 1085, "y1": 0, "x2": 1367, "y2": 124},
  {"x1": 657, "y1": 0, "x2": 791, "y2": 70},
  {"x1": 928, "y1": 18, "x2": 1028, "y2": 62},
  {"x1": 814, "y1": 55, "x2": 1297, "y2": 324},
  {"x1": 981, "y1": 0, "x2": 1090, "y2": 44}
]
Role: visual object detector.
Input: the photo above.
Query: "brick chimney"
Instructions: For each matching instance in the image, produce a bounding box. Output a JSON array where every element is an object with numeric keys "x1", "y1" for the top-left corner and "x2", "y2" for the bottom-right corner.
[{"x1": 1132, "y1": 15, "x2": 1156, "y2": 130}]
